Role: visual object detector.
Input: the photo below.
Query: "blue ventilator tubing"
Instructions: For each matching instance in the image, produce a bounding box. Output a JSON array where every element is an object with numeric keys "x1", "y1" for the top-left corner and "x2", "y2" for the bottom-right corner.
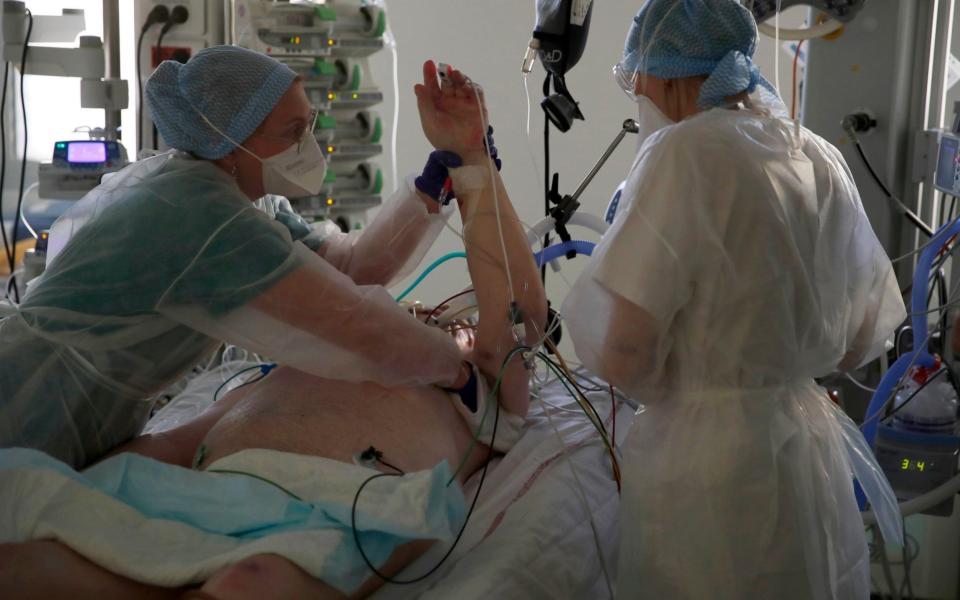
[
  {"x1": 532, "y1": 240, "x2": 596, "y2": 266},
  {"x1": 856, "y1": 217, "x2": 960, "y2": 509}
]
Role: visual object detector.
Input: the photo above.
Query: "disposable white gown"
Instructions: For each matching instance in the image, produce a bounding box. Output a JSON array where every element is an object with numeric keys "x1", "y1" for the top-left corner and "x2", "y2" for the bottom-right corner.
[
  {"x1": 0, "y1": 152, "x2": 461, "y2": 468},
  {"x1": 563, "y1": 108, "x2": 906, "y2": 599}
]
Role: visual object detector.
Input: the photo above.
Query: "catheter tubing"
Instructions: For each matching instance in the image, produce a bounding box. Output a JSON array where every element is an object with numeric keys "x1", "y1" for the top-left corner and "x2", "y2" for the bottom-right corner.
[
  {"x1": 862, "y1": 218, "x2": 960, "y2": 446},
  {"x1": 532, "y1": 240, "x2": 595, "y2": 266}
]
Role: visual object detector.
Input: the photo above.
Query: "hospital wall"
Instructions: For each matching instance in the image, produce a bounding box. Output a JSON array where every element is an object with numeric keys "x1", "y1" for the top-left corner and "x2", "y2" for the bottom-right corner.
[{"x1": 374, "y1": 2, "x2": 805, "y2": 360}]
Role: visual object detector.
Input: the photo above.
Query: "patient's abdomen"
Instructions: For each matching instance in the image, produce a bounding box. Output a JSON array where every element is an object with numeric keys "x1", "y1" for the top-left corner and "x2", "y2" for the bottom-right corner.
[{"x1": 197, "y1": 367, "x2": 480, "y2": 479}]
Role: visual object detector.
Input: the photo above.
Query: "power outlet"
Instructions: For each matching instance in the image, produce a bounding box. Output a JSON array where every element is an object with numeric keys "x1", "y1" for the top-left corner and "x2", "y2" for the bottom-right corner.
[
  {"x1": 152, "y1": 46, "x2": 192, "y2": 68},
  {"x1": 147, "y1": 0, "x2": 207, "y2": 37}
]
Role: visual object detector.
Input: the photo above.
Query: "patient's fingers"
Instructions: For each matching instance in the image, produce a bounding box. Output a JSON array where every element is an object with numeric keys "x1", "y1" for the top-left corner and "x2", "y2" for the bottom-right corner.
[{"x1": 422, "y1": 60, "x2": 441, "y2": 97}]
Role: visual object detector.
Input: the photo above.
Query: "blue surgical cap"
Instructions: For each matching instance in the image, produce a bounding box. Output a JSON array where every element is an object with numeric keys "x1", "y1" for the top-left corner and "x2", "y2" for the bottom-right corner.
[
  {"x1": 622, "y1": 0, "x2": 776, "y2": 108},
  {"x1": 145, "y1": 45, "x2": 298, "y2": 160}
]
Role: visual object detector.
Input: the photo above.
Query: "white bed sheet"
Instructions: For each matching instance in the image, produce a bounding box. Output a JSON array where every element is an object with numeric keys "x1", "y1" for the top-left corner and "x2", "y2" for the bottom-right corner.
[
  {"x1": 374, "y1": 379, "x2": 628, "y2": 600},
  {"x1": 146, "y1": 366, "x2": 629, "y2": 599}
]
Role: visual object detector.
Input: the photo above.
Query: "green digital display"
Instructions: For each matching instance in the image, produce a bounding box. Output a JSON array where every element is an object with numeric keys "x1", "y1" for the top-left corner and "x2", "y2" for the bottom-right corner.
[{"x1": 900, "y1": 458, "x2": 932, "y2": 472}]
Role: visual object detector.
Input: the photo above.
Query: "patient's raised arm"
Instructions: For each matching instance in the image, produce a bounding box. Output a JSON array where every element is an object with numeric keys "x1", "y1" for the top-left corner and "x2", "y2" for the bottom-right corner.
[{"x1": 414, "y1": 61, "x2": 547, "y2": 417}]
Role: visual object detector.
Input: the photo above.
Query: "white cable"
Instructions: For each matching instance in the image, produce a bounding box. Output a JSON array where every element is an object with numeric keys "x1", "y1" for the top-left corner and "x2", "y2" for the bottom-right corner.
[
  {"x1": 540, "y1": 383, "x2": 615, "y2": 599},
  {"x1": 757, "y1": 20, "x2": 844, "y2": 41},
  {"x1": 18, "y1": 181, "x2": 39, "y2": 238},
  {"x1": 470, "y1": 84, "x2": 515, "y2": 307},
  {"x1": 774, "y1": 1, "x2": 781, "y2": 95},
  {"x1": 540, "y1": 397, "x2": 585, "y2": 414},
  {"x1": 891, "y1": 235, "x2": 945, "y2": 264},
  {"x1": 442, "y1": 217, "x2": 465, "y2": 242},
  {"x1": 523, "y1": 72, "x2": 533, "y2": 138},
  {"x1": 876, "y1": 528, "x2": 902, "y2": 600},
  {"x1": 521, "y1": 72, "x2": 543, "y2": 208},
  {"x1": 863, "y1": 472, "x2": 960, "y2": 524},
  {"x1": 389, "y1": 41, "x2": 400, "y2": 194},
  {"x1": 844, "y1": 372, "x2": 877, "y2": 393}
]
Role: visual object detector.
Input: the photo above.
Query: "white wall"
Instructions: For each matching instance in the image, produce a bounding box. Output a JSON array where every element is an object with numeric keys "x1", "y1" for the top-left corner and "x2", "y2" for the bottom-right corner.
[{"x1": 371, "y1": 1, "x2": 802, "y2": 357}]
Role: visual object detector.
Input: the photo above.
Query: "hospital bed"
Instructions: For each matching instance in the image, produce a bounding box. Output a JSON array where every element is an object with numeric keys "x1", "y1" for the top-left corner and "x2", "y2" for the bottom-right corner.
[{"x1": 145, "y1": 361, "x2": 628, "y2": 599}]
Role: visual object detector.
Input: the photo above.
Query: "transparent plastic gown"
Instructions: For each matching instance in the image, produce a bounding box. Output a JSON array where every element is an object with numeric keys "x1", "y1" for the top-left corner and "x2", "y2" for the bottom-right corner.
[
  {"x1": 0, "y1": 152, "x2": 461, "y2": 468},
  {"x1": 563, "y1": 106, "x2": 906, "y2": 599}
]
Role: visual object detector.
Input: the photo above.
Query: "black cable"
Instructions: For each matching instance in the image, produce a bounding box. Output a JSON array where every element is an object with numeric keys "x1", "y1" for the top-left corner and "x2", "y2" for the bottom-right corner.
[
  {"x1": 212, "y1": 363, "x2": 275, "y2": 402},
  {"x1": 926, "y1": 268, "x2": 944, "y2": 309},
  {"x1": 936, "y1": 268, "x2": 949, "y2": 345},
  {"x1": 10, "y1": 9, "x2": 33, "y2": 303},
  {"x1": 351, "y1": 395, "x2": 498, "y2": 585},
  {"x1": 376, "y1": 457, "x2": 404, "y2": 476},
  {"x1": 349, "y1": 346, "x2": 529, "y2": 585},
  {"x1": 152, "y1": 6, "x2": 188, "y2": 151},
  {"x1": 137, "y1": 5, "x2": 170, "y2": 155},
  {"x1": 136, "y1": 30, "x2": 148, "y2": 154},
  {"x1": 852, "y1": 140, "x2": 933, "y2": 237},
  {"x1": 885, "y1": 368, "x2": 946, "y2": 423},
  {"x1": 894, "y1": 326, "x2": 910, "y2": 359},
  {"x1": 0, "y1": 63, "x2": 11, "y2": 272},
  {"x1": 939, "y1": 191, "x2": 948, "y2": 229},
  {"x1": 539, "y1": 352, "x2": 607, "y2": 428},
  {"x1": 899, "y1": 532, "x2": 918, "y2": 599},
  {"x1": 151, "y1": 30, "x2": 166, "y2": 151},
  {"x1": 541, "y1": 73, "x2": 551, "y2": 284}
]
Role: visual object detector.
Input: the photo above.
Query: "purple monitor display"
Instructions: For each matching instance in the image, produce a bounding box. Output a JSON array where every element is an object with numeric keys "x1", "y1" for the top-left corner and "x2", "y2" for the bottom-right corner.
[{"x1": 67, "y1": 142, "x2": 107, "y2": 164}]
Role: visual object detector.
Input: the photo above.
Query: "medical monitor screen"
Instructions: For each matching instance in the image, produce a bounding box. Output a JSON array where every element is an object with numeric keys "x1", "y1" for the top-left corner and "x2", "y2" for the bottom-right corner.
[
  {"x1": 936, "y1": 137, "x2": 958, "y2": 191},
  {"x1": 67, "y1": 142, "x2": 108, "y2": 164}
]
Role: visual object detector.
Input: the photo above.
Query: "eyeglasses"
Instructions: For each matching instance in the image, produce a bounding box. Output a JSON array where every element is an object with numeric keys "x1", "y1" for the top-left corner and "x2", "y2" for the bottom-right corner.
[{"x1": 253, "y1": 108, "x2": 319, "y2": 151}]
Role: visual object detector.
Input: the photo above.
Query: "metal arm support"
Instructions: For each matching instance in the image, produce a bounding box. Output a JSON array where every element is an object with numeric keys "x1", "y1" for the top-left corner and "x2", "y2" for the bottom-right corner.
[{"x1": 548, "y1": 118, "x2": 638, "y2": 258}]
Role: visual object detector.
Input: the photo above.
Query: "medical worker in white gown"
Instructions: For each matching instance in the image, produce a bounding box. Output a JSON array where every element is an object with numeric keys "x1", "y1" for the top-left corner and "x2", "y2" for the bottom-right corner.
[
  {"x1": 563, "y1": 1, "x2": 906, "y2": 598},
  {"x1": 0, "y1": 46, "x2": 475, "y2": 468}
]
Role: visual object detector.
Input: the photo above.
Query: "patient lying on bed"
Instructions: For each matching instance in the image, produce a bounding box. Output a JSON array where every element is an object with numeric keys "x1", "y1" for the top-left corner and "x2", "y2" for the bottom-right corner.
[{"x1": 0, "y1": 69, "x2": 547, "y2": 600}]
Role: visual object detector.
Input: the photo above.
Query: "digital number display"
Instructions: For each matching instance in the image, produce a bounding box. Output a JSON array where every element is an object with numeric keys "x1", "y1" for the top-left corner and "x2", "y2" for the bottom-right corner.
[
  {"x1": 67, "y1": 142, "x2": 107, "y2": 164},
  {"x1": 901, "y1": 458, "x2": 931, "y2": 472}
]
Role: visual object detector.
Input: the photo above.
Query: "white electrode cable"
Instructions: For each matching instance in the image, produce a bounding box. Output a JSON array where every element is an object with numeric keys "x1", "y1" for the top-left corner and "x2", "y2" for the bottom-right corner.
[
  {"x1": 774, "y1": 0, "x2": 782, "y2": 95},
  {"x1": 470, "y1": 84, "x2": 515, "y2": 307},
  {"x1": 18, "y1": 181, "x2": 38, "y2": 239},
  {"x1": 541, "y1": 382, "x2": 615, "y2": 599}
]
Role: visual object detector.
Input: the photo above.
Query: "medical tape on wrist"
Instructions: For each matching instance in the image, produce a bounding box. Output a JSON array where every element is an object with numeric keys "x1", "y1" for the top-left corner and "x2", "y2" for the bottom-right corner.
[
  {"x1": 449, "y1": 364, "x2": 525, "y2": 453},
  {"x1": 449, "y1": 165, "x2": 491, "y2": 223}
]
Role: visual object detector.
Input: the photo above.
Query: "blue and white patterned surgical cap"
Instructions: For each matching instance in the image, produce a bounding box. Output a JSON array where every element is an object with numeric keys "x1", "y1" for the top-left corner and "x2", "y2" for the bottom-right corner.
[
  {"x1": 621, "y1": 0, "x2": 777, "y2": 108},
  {"x1": 145, "y1": 45, "x2": 298, "y2": 160}
]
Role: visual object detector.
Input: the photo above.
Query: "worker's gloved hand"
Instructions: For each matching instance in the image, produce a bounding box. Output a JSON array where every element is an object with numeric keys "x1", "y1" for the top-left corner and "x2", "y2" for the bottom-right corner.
[
  {"x1": 415, "y1": 126, "x2": 499, "y2": 205},
  {"x1": 443, "y1": 360, "x2": 476, "y2": 395},
  {"x1": 274, "y1": 206, "x2": 325, "y2": 251},
  {"x1": 485, "y1": 126, "x2": 502, "y2": 172},
  {"x1": 415, "y1": 150, "x2": 463, "y2": 205}
]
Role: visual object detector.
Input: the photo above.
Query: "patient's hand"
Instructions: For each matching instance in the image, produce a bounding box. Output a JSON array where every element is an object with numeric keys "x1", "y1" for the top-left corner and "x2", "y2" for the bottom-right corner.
[
  {"x1": 444, "y1": 319, "x2": 477, "y2": 356},
  {"x1": 414, "y1": 60, "x2": 488, "y2": 160}
]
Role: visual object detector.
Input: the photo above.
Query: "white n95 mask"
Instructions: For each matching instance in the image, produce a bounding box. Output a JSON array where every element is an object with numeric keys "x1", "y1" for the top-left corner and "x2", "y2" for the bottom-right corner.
[
  {"x1": 255, "y1": 128, "x2": 327, "y2": 199},
  {"x1": 635, "y1": 95, "x2": 674, "y2": 151},
  {"x1": 199, "y1": 111, "x2": 327, "y2": 199}
]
